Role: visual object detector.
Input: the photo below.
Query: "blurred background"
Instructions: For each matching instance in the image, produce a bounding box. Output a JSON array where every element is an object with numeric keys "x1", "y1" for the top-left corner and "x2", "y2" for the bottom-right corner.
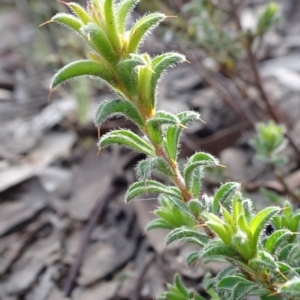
[{"x1": 0, "y1": 0, "x2": 300, "y2": 299}]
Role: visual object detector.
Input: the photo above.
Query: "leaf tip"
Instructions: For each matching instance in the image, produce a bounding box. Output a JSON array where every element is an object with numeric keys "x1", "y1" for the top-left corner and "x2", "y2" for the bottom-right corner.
[
  {"x1": 39, "y1": 19, "x2": 54, "y2": 27},
  {"x1": 47, "y1": 89, "x2": 54, "y2": 103}
]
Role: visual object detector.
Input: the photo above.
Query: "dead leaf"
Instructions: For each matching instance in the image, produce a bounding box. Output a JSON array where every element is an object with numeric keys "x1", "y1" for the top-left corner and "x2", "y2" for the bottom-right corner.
[{"x1": 0, "y1": 132, "x2": 76, "y2": 192}]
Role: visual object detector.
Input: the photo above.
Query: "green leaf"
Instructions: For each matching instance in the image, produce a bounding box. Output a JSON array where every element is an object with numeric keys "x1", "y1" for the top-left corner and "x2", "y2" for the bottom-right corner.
[
  {"x1": 186, "y1": 251, "x2": 201, "y2": 266},
  {"x1": 231, "y1": 231, "x2": 254, "y2": 260},
  {"x1": 125, "y1": 180, "x2": 181, "y2": 203},
  {"x1": 204, "y1": 218, "x2": 231, "y2": 245},
  {"x1": 290, "y1": 210, "x2": 300, "y2": 232},
  {"x1": 167, "y1": 196, "x2": 196, "y2": 221},
  {"x1": 191, "y1": 168, "x2": 202, "y2": 198},
  {"x1": 188, "y1": 199, "x2": 203, "y2": 217},
  {"x1": 164, "y1": 111, "x2": 201, "y2": 161},
  {"x1": 279, "y1": 277, "x2": 300, "y2": 296},
  {"x1": 165, "y1": 227, "x2": 209, "y2": 246},
  {"x1": 127, "y1": 13, "x2": 166, "y2": 53},
  {"x1": 67, "y1": 2, "x2": 91, "y2": 24},
  {"x1": 249, "y1": 251, "x2": 277, "y2": 272},
  {"x1": 177, "y1": 111, "x2": 201, "y2": 126},
  {"x1": 202, "y1": 240, "x2": 240, "y2": 261},
  {"x1": 174, "y1": 274, "x2": 189, "y2": 297},
  {"x1": 184, "y1": 152, "x2": 219, "y2": 191},
  {"x1": 146, "y1": 218, "x2": 174, "y2": 230},
  {"x1": 146, "y1": 111, "x2": 181, "y2": 146},
  {"x1": 249, "y1": 206, "x2": 280, "y2": 253},
  {"x1": 98, "y1": 129, "x2": 155, "y2": 156},
  {"x1": 116, "y1": 0, "x2": 140, "y2": 34},
  {"x1": 164, "y1": 127, "x2": 179, "y2": 161},
  {"x1": 117, "y1": 57, "x2": 144, "y2": 96},
  {"x1": 81, "y1": 23, "x2": 118, "y2": 63},
  {"x1": 147, "y1": 111, "x2": 180, "y2": 127},
  {"x1": 264, "y1": 229, "x2": 292, "y2": 254},
  {"x1": 231, "y1": 283, "x2": 258, "y2": 300},
  {"x1": 278, "y1": 244, "x2": 294, "y2": 261},
  {"x1": 146, "y1": 118, "x2": 164, "y2": 145},
  {"x1": 94, "y1": 99, "x2": 144, "y2": 128},
  {"x1": 151, "y1": 52, "x2": 186, "y2": 107},
  {"x1": 257, "y1": 3, "x2": 279, "y2": 35},
  {"x1": 52, "y1": 13, "x2": 82, "y2": 34},
  {"x1": 217, "y1": 275, "x2": 257, "y2": 290},
  {"x1": 50, "y1": 60, "x2": 114, "y2": 89},
  {"x1": 103, "y1": 0, "x2": 121, "y2": 51},
  {"x1": 136, "y1": 157, "x2": 174, "y2": 180},
  {"x1": 212, "y1": 182, "x2": 240, "y2": 215}
]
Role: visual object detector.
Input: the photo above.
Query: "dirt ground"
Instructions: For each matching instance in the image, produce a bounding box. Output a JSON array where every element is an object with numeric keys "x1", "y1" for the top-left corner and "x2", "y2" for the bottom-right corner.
[{"x1": 0, "y1": 0, "x2": 300, "y2": 299}]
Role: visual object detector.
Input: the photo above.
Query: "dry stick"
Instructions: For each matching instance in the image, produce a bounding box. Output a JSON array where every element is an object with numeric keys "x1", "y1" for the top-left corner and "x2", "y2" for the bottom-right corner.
[
  {"x1": 63, "y1": 187, "x2": 122, "y2": 296},
  {"x1": 246, "y1": 41, "x2": 300, "y2": 158},
  {"x1": 131, "y1": 254, "x2": 155, "y2": 300},
  {"x1": 187, "y1": 50, "x2": 257, "y2": 127},
  {"x1": 228, "y1": 0, "x2": 300, "y2": 158},
  {"x1": 0, "y1": 220, "x2": 50, "y2": 277}
]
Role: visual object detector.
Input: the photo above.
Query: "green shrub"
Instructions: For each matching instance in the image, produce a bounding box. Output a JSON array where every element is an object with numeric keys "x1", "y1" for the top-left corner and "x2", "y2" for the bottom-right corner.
[{"x1": 48, "y1": 1, "x2": 300, "y2": 299}]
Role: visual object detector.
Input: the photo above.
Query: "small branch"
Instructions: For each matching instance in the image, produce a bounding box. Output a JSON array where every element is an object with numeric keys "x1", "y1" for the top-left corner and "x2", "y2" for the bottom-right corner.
[
  {"x1": 63, "y1": 187, "x2": 122, "y2": 296},
  {"x1": 0, "y1": 220, "x2": 50, "y2": 277},
  {"x1": 131, "y1": 254, "x2": 155, "y2": 300}
]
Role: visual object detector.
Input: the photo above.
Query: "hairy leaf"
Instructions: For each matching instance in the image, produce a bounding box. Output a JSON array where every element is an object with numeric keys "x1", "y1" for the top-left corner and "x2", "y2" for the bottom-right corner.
[
  {"x1": 249, "y1": 206, "x2": 280, "y2": 253},
  {"x1": 167, "y1": 196, "x2": 196, "y2": 221},
  {"x1": 127, "y1": 13, "x2": 166, "y2": 53},
  {"x1": 94, "y1": 99, "x2": 144, "y2": 128},
  {"x1": 188, "y1": 199, "x2": 203, "y2": 217},
  {"x1": 117, "y1": 57, "x2": 144, "y2": 96},
  {"x1": 164, "y1": 111, "x2": 201, "y2": 161},
  {"x1": 264, "y1": 229, "x2": 292, "y2": 254},
  {"x1": 212, "y1": 182, "x2": 240, "y2": 214},
  {"x1": 136, "y1": 157, "x2": 174, "y2": 180},
  {"x1": 98, "y1": 129, "x2": 155, "y2": 156},
  {"x1": 151, "y1": 52, "x2": 186, "y2": 106},
  {"x1": 217, "y1": 275, "x2": 257, "y2": 290},
  {"x1": 146, "y1": 218, "x2": 174, "y2": 230},
  {"x1": 202, "y1": 240, "x2": 240, "y2": 261},
  {"x1": 186, "y1": 251, "x2": 201, "y2": 266},
  {"x1": 184, "y1": 152, "x2": 219, "y2": 191},
  {"x1": 67, "y1": 2, "x2": 91, "y2": 24},
  {"x1": 51, "y1": 60, "x2": 114, "y2": 89},
  {"x1": 52, "y1": 13, "x2": 82, "y2": 34},
  {"x1": 165, "y1": 227, "x2": 209, "y2": 246},
  {"x1": 116, "y1": 0, "x2": 140, "y2": 34},
  {"x1": 103, "y1": 0, "x2": 121, "y2": 51},
  {"x1": 174, "y1": 274, "x2": 189, "y2": 297},
  {"x1": 125, "y1": 180, "x2": 181, "y2": 203},
  {"x1": 81, "y1": 23, "x2": 117, "y2": 63}
]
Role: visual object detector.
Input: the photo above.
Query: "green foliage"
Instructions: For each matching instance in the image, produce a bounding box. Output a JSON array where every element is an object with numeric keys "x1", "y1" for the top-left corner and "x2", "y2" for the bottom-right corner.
[
  {"x1": 50, "y1": 1, "x2": 300, "y2": 299},
  {"x1": 257, "y1": 3, "x2": 280, "y2": 36},
  {"x1": 250, "y1": 121, "x2": 287, "y2": 165},
  {"x1": 158, "y1": 274, "x2": 206, "y2": 300},
  {"x1": 146, "y1": 195, "x2": 196, "y2": 230}
]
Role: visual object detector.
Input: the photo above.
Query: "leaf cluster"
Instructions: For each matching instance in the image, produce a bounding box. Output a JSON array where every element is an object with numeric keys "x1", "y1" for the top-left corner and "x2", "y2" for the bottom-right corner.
[{"x1": 250, "y1": 121, "x2": 287, "y2": 165}]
